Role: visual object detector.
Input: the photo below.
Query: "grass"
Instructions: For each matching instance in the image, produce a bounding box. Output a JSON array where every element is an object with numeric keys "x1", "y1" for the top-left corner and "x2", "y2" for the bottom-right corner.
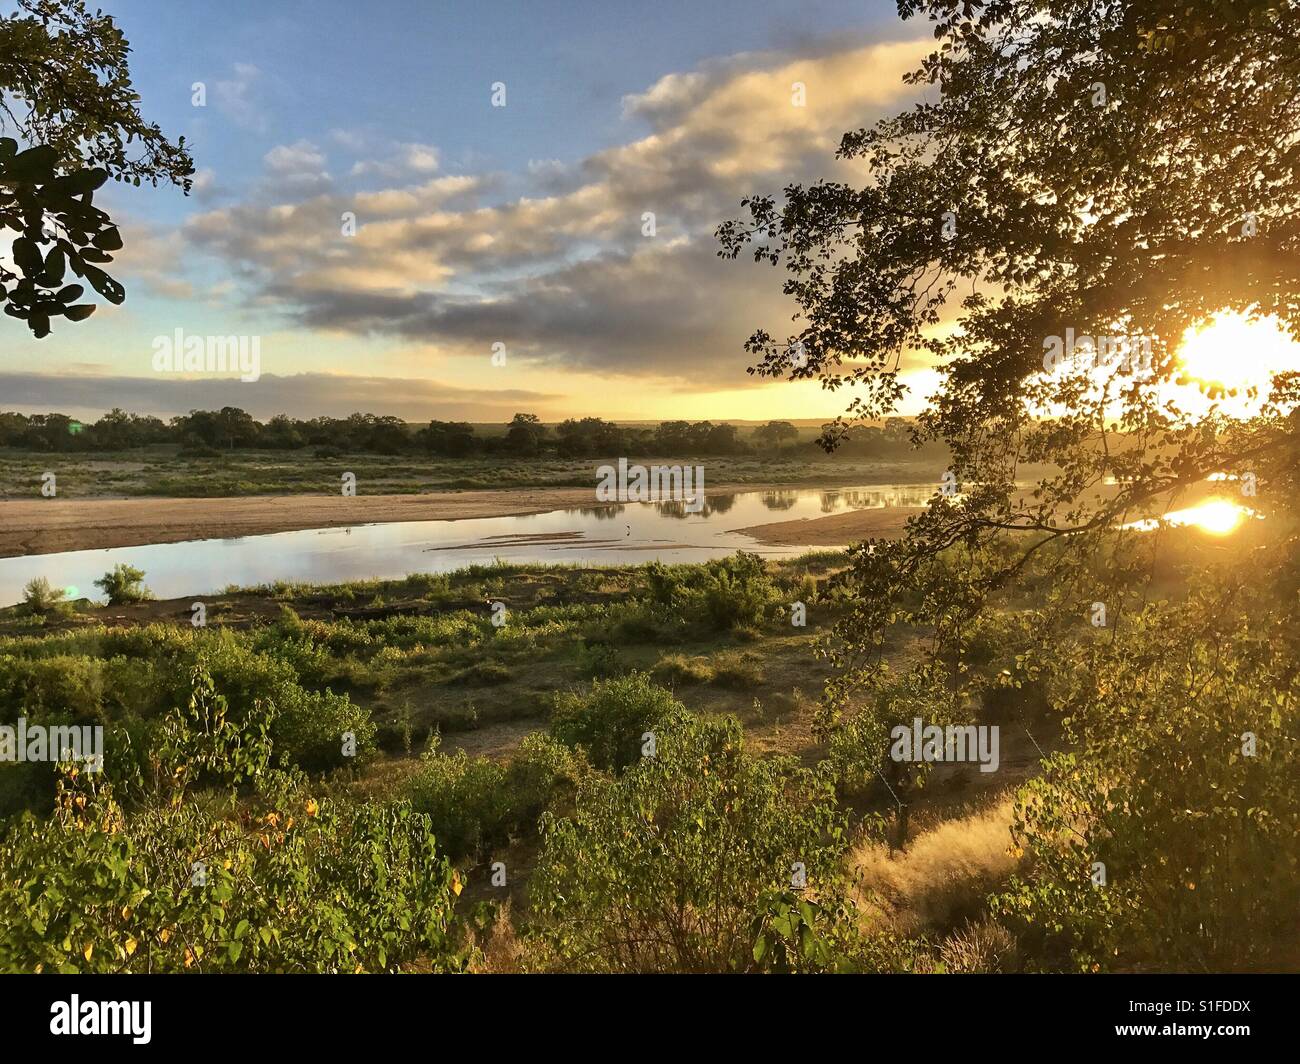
[{"x1": 850, "y1": 796, "x2": 1019, "y2": 936}]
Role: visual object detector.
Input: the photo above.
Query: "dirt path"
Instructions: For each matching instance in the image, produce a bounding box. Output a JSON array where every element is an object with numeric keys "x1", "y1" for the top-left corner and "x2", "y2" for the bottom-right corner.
[{"x1": 0, "y1": 482, "x2": 917, "y2": 557}]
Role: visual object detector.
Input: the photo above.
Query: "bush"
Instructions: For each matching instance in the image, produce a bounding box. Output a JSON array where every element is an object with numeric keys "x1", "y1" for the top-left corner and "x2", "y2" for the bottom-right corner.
[
  {"x1": 185, "y1": 636, "x2": 375, "y2": 771},
  {"x1": 0, "y1": 665, "x2": 466, "y2": 973},
  {"x1": 642, "y1": 552, "x2": 775, "y2": 631},
  {"x1": 93, "y1": 564, "x2": 152, "y2": 605},
  {"x1": 407, "y1": 740, "x2": 509, "y2": 860},
  {"x1": 992, "y1": 592, "x2": 1300, "y2": 972},
  {"x1": 549, "y1": 672, "x2": 683, "y2": 772},
  {"x1": 0, "y1": 769, "x2": 465, "y2": 973},
  {"x1": 529, "y1": 713, "x2": 858, "y2": 972},
  {"x1": 574, "y1": 640, "x2": 621, "y2": 678},
  {"x1": 407, "y1": 733, "x2": 586, "y2": 860},
  {"x1": 21, "y1": 577, "x2": 69, "y2": 616}
]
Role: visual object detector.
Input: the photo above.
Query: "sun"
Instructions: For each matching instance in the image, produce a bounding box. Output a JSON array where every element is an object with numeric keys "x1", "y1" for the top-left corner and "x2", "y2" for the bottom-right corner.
[
  {"x1": 1170, "y1": 499, "x2": 1248, "y2": 535},
  {"x1": 1172, "y1": 313, "x2": 1300, "y2": 413},
  {"x1": 1124, "y1": 498, "x2": 1256, "y2": 535}
]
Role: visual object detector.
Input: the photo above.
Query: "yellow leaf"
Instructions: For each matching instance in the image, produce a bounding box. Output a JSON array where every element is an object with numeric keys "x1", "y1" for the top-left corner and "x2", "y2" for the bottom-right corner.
[
  {"x1": 159, "y1": 928, "x2": 171, "y2": 943},
  {"x1": 451, "y1": 871, "x2": 463, "y2": 897},
  {"x1": 305, "y1": 798, "x2": 319, "y2": 817},
  {"x1": 125, "y1": 936, "x2": 138, "y2": 956},
  {"x1": 82, "y1": 942, "x2": 93, "y2": 962}
]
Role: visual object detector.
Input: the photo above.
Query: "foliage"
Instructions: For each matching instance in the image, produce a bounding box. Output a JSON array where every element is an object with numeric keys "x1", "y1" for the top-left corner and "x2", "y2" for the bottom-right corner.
[
  {"x1": 0, "y1": 0, "x2": 193, "y2": 335},
  {"x1": 993, "y1": 579, "x2": 1300, "y2": 972},
  {"x1": 0, "y1": 663, "x2": 465, "y2": 973},
  {"x1": 642, "y1": 551, "x2": 776, "y2": 631},
  {"x1": 20, "y1": 576, "x2": 68, "y2": 616},
  {"x1": 529, "y1": 713, "x2": 855, "y2": 972},
  {"x1": 93, "y1": 563, "x2": 151, "y2": 605},
  {"x1": 548, "y1": 672, "x2": 684, "y2": 772},
  {"x1": 407, "y1": 733, "x2": 587, "y2": 860}
]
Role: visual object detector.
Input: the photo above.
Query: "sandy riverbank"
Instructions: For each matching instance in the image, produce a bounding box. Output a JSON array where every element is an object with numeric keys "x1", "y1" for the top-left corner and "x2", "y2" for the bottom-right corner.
[
  {"x1": 732, "y1": 505, "x2": 922, "y2": 546},
  {"x1": 0, "y1": 483, "x2": 922, "y2": 557}
]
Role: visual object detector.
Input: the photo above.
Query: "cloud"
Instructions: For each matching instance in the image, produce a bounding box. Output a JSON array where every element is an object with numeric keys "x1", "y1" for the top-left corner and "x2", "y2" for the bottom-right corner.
[
  {"x1": 183, "y1": 38, "x2": 929, "y2": 387},
  {"x1": 0, "y1": 372, "x2": 558, "y2": 422},
  {"x1": 351, "y1": 142, "x2": 442, "y2": 180},
  {"x1": 108, "y1": 220, "x2": 196, "y2": 301},
  {"x1": 213, "y1": 63, "x2": 268, "y2": 133},
  {"x1": 262, "y1": 140, "x2": 333, "y2": 194}
]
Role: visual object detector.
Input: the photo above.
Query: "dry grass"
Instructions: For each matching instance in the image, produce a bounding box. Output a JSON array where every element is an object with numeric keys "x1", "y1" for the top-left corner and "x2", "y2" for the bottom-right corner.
[
  {"x1": 850, "y1": 796, "x2": 1019, "y2": 935},
  {"x1": 938, "y1": 917, "x2": 1020, "y2": 973},
  {"x1": 468, "y1": 901, "x2": 527, "y2": 974}
]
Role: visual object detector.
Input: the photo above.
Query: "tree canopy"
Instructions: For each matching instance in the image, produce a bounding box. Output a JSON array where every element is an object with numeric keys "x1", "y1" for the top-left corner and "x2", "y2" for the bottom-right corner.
[{"x1": 0, "y1": 0, "x2": 193, "y2": 336}]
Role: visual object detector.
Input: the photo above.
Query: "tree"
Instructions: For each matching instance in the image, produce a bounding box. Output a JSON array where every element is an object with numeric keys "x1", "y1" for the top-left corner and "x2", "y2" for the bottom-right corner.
[
  {"x1": 503, "y1": 412, "x2": 547, "y2": 456},
  {"x1": 719, "y1": 0, "x2": 1300, "y2": 659},
  {"x1": 0, "y1": 0, "x2": 193, "y2": 336},
  {"x1": 93, "y1": 563, "x2": 150, "y2": 604},
  {"x1": 421, "y1": 419, "x2": 477, "y2": 457},
  {"x1": 720, "y1": 0, "x2": 1300, "y2": 969},
  {"x1": 754, "y1": 420, "x2": 799, "y2": 450}
]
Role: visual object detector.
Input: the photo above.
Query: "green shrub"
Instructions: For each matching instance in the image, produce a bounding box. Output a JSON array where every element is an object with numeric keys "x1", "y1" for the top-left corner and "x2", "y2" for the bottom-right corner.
[
  {"x1": 0, "y1": 662, "x2": 465, "y2": 973},
  {"x1": 549, "y1": 672, "x2": 683, "y2": 772},
  {"x1": 407, "y1": 733, "x2": 586, "y2": 860},
  {"x1": 408, "y1": 740, "x2": 509, "y2": 860},
  {"x1": 574, "y1": 640, "x2": 621, "y2": 678},
  {"x1": 529, "y1": 713, "x2": 857, "y2": 972},
  {"x1": 993, "y1": 592, "x2": 1300, "y2": 972},
  {"x1": 176, "y1": 635, "x2": 375, "y2": 770},
  {"x1": 642, "y1": 552, "x2": 775, "y2": 631},
  {"x1": 0, "y1": 769, "x2": 464, "y2": 973},
  {"x1": 93, "y1": 564, "x2": 152, "y2": 605},
  {"x1": 21, "y1": 577, "x2": 70, "y2": 617}
]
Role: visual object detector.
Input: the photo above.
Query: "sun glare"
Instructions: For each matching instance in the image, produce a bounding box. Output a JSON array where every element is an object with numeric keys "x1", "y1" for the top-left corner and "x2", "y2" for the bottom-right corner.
[
  {"x1": 1172, "y1": 313, "x2": 1300, "y2": 414},
  {"x1": 1125, "y1": 498, "x2": 1255, "y2": 535}
]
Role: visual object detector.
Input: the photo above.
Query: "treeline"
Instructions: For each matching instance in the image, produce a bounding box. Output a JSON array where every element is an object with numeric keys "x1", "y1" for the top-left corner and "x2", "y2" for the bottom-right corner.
[{"x1": 0, "y1": 408, "x2": 942, "y2": 460}]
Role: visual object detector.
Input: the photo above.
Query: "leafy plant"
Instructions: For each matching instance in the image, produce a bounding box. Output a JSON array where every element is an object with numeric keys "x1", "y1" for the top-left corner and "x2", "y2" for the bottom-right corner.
[{"x1": 93, "y1": 563, "x2": 151, "y2": 605}]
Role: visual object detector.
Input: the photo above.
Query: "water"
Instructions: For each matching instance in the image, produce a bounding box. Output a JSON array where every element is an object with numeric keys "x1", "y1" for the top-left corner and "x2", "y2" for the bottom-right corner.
[{"x1": 0, "y1": 484, "x2": 937, "y2": 607}]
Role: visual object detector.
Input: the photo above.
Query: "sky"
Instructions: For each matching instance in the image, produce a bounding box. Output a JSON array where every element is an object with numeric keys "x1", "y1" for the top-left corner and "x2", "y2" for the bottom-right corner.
[{"x1": 1, "y1": 0, "x2": 940, "y2": 423}]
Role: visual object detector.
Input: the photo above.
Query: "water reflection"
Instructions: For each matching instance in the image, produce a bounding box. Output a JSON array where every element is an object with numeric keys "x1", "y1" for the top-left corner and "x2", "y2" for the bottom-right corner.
[{"x1": 0, "y1": 482, "x2": 942, "y2": 606}]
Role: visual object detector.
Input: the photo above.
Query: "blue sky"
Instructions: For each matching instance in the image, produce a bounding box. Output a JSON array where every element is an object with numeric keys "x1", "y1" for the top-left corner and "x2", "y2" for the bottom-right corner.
[{"x1": 4, "y1": 0, "x2": 935, "y2": 422}]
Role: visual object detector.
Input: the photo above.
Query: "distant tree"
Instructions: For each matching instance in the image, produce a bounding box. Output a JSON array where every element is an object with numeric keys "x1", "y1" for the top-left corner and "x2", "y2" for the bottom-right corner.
[
  {"x1": 212, "y1": 407, "x2": 259, "y2": 451},
  {"x1": 421, "y1": 420, "x2": 477, "y2": 457},
  {"x1": 260, "y1": 413, "x2": 305, "y2": 450},
  {"x1": 704, "y1": 423, "x2": 744, "y2": 455},
  {"x1": 0, "y1": 0, "x2": 193, "y2": 336},
  {"x1": 754, "y1": 421, "x2": 799, "y2": 450},
  {"x1": 555, "y1": 417, "x2": 624, "y2": 457},
  {"x1": 504, "y1": 413, "x2": 547, "y2": 456}
]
